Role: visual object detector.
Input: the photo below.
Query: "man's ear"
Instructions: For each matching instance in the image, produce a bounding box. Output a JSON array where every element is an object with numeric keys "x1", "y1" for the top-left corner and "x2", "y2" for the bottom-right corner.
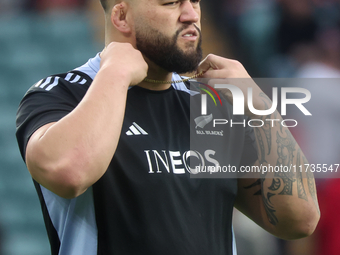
[{"x1": 110, "y1": 3, "x2": 131, "y2": 34}]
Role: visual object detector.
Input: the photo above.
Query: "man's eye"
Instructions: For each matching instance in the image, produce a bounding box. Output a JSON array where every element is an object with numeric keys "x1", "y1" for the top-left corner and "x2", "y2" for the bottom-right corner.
[
  {"x1": 163, "y1": 0, "x2": 200, "y2": 6},
  {"x1": 163, "y1": 1, "x2": 180, "y2": 6}
]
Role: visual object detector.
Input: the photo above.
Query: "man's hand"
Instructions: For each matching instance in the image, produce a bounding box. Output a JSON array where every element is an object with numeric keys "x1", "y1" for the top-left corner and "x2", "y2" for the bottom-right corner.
[
  {"x1": 197, "y1": 54, "x2": 266, "y2": 119},
  {"x1": 101, "y1": 42, "x2": 148, "y2": 86},
  {"x1": 197, "y1": 54, "x2": 250, "y2": 79}
]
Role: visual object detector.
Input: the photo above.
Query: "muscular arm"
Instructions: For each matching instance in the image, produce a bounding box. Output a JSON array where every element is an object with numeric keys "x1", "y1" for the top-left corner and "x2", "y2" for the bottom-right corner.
[
  {"x1": 25, "y1": 43, "x2": 148, "y2": 199},
  {"x1": 197, "y1": 54, "x2": 320, "y2": 239},
  {"x1": 234, "y1": 95, "x2": 320, "y2": 239}
]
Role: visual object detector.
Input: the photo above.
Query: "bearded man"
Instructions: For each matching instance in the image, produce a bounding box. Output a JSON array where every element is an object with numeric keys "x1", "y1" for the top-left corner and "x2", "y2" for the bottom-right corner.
[{"x1": 16, "y1": 1, "x2": 319, "y2": 254}]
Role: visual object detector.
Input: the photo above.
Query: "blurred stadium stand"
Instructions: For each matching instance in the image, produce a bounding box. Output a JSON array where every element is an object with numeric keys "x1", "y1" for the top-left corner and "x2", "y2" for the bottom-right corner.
[{"x1": 0, "y1": 11, "x2": 100, "y2": 255}]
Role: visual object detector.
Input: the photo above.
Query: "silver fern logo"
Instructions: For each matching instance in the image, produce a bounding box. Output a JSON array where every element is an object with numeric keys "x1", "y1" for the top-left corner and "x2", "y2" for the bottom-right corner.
[{"x1": 195, "y1": 114, "x2": 213, "y2": 129}]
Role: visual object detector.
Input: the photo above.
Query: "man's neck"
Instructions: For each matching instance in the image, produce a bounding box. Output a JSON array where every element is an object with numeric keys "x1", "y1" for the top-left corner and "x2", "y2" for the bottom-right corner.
[
  {"x1": 137, "y1": 81, "x2": 172, "y2": 91},
  {"x1": 138, "y1": 60, "x2": 173, "y2": 91}
]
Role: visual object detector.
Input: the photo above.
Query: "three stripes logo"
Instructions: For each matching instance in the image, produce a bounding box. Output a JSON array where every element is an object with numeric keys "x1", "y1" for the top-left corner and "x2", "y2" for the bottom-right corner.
[
  {"x1": 35, "y1": 76, "x2": 60, "y2": 91},
  {"x1": 64, "y1": 73, "x2": 88, "y2": 85},
  {"x1": 126, "y1": 122, "x2": 148, "y2": 136},
  {"x1": 35, "y1": 73, "x2": 88, "y2": 91}
]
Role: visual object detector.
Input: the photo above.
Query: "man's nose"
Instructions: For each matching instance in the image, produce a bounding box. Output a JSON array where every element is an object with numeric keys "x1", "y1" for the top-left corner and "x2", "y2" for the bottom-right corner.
[{"x1": 179, "y1": 1, "x2": 200, "y2": 24}]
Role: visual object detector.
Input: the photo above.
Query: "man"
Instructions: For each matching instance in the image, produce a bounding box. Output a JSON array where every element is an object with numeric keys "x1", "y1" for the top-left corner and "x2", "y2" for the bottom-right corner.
[{"x1": 16, "y1": 0, "x2": 320, "y2": 254}]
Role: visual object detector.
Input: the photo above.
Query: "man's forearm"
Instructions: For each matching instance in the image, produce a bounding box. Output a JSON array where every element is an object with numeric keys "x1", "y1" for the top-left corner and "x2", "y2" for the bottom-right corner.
[{"x1": 249, "y1": 93, "x2": 320, "y2": 238}]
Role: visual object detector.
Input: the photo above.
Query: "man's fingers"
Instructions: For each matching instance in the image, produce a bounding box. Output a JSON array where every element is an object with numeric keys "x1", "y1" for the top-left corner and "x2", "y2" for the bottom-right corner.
[
  {"x1": 197, "y1": 54, "x2": 229, "y2": 73},
  {"x1": 197, "y1": 54, "x2": 250, "y2": 79},
  {"x1": 197, "y1": 57, "x2": 213, "y2": 74},
  {"x1": 197, "y1": 55, "x2": 217, "y2": 74},
  {"x1": 200, "y1": 69, "x2": 227, "y2": 79}
]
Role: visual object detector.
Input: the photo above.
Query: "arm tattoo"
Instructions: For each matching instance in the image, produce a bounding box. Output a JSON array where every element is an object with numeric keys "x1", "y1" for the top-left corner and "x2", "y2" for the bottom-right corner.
[
  {"x1": 253, "y1": 93, "x2": 276, "y2": 164},
  {"x1": 268, "y1": 178, "x2": 281, "y2": 191},
  {"x1": 247, "y1": 93, "x2": 318, "y2": 225},
  {"x1": 275, "y1": 130, "x2": 296, "y2": 196},
  {"x1": 262, "y1": 189, "x2": 278, "y2": 225},
  {"x1": 254, "y1": 128, "x2": 267, "y2": 165},
  {"x1": 259, "y1": 93, "x2": 274, "y2": 155},
  {"x1": 246, "y1": 92, "x2": 318, "y2": 225},
  {"x1": 245, "y1": 178, "x2": 278, "y2": 225},
  {"x1": 244, "y1": 178, "x2": 261, "y2": 190},
  {"x1": 296, "y1": 149, "x2": 308, "y2": 201},
  {"x1": 303, "y1": 154, "x2": 319, "y2": 213}
]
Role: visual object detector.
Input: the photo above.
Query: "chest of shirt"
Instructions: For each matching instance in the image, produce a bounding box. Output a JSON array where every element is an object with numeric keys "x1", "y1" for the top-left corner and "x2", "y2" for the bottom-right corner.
[{"x1": 113, "y1": 87, "x2": 247, "y2": 179}]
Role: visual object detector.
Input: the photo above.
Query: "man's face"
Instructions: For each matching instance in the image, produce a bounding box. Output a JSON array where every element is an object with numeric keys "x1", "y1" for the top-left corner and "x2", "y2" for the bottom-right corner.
[{"x1": 132, "y1": 0, "x2": 202, "y2": 74}]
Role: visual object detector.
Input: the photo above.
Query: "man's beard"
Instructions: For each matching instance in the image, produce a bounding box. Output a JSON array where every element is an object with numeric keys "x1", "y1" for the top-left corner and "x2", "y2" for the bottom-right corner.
[{"x1": 135, "y1": 25, "x2": 203, "y2": 74}]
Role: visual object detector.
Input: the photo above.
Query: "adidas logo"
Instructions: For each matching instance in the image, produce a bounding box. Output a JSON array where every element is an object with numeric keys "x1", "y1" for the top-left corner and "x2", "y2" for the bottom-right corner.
[
  {"x1": 126, "y1": 122, "x2": 148, "y2": 136},
  {"x1": 65, "y1": 72, "x2": 88, "y2": 85}
]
